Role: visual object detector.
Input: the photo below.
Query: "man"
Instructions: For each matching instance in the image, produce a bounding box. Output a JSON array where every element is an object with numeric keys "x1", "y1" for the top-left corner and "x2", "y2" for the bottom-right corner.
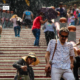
[
  {"x1": 45, "y1": 27, "x2": 75, "y2": 80},
  {"x1": 73, "y1": 49, "x2": 80, "y2": 80},
  {"x1": 13, "y1": 52, "x2": 40, "y2": 80},
  {"x1": 56, "y1": 2, "x2": 66, "y2": 17},
  {"x1": 32, "y1": 12, "x2": 47, "y2": 46},
  {"x1": 22, "y1": 9, "x2": 33, "y2": 28}
]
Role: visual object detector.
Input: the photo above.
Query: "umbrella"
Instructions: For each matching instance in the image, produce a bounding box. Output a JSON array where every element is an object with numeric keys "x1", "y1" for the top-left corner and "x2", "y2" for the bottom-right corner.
[
  {"x1": 47, "y1": 8, "x2": 58, "y2": 20},
  {"x1": 39, "y1": 7, "x2": 58, "y2": 20}
]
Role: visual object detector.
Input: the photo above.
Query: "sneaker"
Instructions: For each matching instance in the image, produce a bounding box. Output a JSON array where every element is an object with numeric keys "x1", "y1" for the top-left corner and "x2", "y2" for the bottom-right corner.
[{"x1": 17, "y1": 35, "x2": 20, "y2": 37}]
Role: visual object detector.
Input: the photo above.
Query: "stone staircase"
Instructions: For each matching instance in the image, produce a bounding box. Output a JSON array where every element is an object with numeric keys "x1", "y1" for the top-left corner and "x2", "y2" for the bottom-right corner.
[
  {"x1": 0, "y1": 28, "x2": 50, "y2": 80},
  {"x1": 0, "y1": 25, "x2": 80, "y2": 80}
]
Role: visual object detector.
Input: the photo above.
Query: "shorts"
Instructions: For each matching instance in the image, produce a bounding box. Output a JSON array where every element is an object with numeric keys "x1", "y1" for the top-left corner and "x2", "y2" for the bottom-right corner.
[{"x1": 25, "y1": 19, "x2": 32, "y2": 26}]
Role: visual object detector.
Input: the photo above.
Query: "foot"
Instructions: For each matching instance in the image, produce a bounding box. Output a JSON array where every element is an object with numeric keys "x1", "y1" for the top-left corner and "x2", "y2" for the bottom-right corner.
[
  {"x1": 33, "y1": 44, "x2": 39, "y2": 46},
  {"x1": 17, "y1": 35, "x2": 20, "y2": 37}
]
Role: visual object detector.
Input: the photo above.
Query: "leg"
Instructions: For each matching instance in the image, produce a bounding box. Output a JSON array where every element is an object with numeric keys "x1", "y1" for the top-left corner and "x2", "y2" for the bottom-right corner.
[
  {"x1": 73, "y1": 60, "x2": 79, "y2": 80},
  {"x1": 32, "y1": 29, "x2": 40, "y2": 46},
  {"x1": 45, "y1": 31, "x2": 49, "y2": 45},
  {"x1": 60, "y1": 78, "x2": 64, "y2": 80},
  {"x1": 14, "y1": 27, "x2": 17, "y2": 37},
  {"x1": 25, "y1": 19, "x2": 28, "y2": 28},
  {"x1": 49, "y1": 32, "x2": 55, "y2": 40},
  {"x1": 63, "y1": 69, "x2": 75, "y2": 80},
  {"x1": 17, "y1": 26, "x2": 21, "y2": 37},
  {"x1": 27, "y1": 19, "x2": 32, "y2": 28},
  {"x1": 2, "y1": 20, "x2": 6, "y2": 28},
  {"x1": 35, "y1": 29, "x2": 40, "y2": 46},
  {"x1": 32, "y1": 29, "x2": 37, "y2": 46},
  {"x1": 51, "y1": 67, "x2": 63, "y2": 80}
]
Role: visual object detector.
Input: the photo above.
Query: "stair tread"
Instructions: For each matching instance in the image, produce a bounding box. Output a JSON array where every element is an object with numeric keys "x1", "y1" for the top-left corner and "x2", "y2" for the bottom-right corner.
[{"x1": 0, "y1": 26, "x2": 80, "y2": 80}]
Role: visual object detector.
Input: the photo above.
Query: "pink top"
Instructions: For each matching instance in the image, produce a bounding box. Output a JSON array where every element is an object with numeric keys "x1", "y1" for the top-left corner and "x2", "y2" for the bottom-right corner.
[
  {"x1": 10, "y1": 18, "x2": 18, "y2": 27},
  {"x1": 73, "y1": 11, "x2": 77, "y2": 19}
]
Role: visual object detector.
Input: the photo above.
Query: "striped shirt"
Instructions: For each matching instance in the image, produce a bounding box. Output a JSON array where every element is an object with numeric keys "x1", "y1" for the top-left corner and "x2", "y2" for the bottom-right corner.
[{"x1": 47, "y1": 39, "x2": 75, "y2": 69}]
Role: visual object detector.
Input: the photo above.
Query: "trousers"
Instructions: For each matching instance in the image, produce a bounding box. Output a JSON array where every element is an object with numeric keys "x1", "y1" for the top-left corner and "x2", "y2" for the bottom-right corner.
[{"x1": 51, "y1": 67, "x2": 75, "y2": 80}]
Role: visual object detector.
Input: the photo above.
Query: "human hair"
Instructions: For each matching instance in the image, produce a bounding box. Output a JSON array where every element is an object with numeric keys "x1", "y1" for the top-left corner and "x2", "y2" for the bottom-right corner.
[
  {"x1": 27, "y1": 56, "x2": 36, "y2": 62},
  {"x1": 59, "y1": 27, "x2": 69, "y2": 35},
  {"x1": 39, "y1": 12, "x2": 44, "y2": 16},
  {"x1": 70, "y1": 13, "x2": 73, "y2": 16},
  {"x1": 59, "y1": 2, "x2": 63, "y2": 5},
  {"x1": 48, "y1": 20, "x2": 52, "y2": 23}
]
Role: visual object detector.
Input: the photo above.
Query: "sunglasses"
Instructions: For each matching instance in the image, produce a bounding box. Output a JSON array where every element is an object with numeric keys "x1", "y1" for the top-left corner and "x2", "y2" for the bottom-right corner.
[{"x1": 60, "y1": 34, "x2": 68, "y2": 38}]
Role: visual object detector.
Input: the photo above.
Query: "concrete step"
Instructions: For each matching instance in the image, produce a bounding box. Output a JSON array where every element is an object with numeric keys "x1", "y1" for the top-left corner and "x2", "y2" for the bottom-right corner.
[
  {"x1": 0, "y1": 56, "x2": 45, "y2": 60},
  {"x1": 0, "y1": 51, "x2": 46, "y2": 54},
  {"x1": 0, "y1": 73, "x2": 46, "y2": 76},
  {"x1": 0, "y1": 25, "x2": 79, "y2": 80},
  {"x1": 0, "y1": 47, "x2": 46, "y2": 50},
  {"x1": 0, "y1": 66, "x2": 45, "y2": 70},
  {"x1": 0, "y1": 51, "x2": 45, "y2": 57},
  {"x1": 0, "y1": 78, "x2": 51, "y2": 80},
  {"x1": 0, "y1": 59, "x2": 45, "y2": 63},
  {"x1": 0, "y1": 69, "x2": 45, "y2": 73},
  {"x1": 0, "y1": 77, "x2": 51, "y2": 80},
  {"x1": 0, "y1": 62, "x2": 46, "y2": 66}
]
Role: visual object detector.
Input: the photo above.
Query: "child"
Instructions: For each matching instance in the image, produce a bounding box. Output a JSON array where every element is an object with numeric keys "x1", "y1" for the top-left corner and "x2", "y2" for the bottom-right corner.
[{"x1": 70, "y1": 13, "x2": 75, "y2": 25}]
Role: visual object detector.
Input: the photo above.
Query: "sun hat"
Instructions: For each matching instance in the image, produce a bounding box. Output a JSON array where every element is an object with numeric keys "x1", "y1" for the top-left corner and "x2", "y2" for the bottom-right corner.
[{"x1": 22, "y1": 52, "x2": 40, "y2": 66}]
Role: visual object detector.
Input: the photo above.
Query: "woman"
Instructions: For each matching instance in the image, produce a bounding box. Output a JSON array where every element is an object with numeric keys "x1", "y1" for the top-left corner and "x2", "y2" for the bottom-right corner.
[
  {"x1": 43, "y1": 19, "x2": 56, "y2": 45},
  {"x1": 10, "y1": 15, "x2": 21, "y2": 37}
]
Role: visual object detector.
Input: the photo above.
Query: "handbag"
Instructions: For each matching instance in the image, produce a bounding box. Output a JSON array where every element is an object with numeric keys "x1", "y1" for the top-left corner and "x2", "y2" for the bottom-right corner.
[
  {"x1": 17, "y1": 75, "x2": 30, "y2": 80},
  {"x1": 45, "y1": 40, "x2": 57, "y2": 77}
]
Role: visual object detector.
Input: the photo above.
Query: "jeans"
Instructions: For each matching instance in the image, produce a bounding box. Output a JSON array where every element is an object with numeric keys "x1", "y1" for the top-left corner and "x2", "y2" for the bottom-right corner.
[
  {"x1": 2, "y1": 20, "x2": 6, "y2": 28},
  {"x1": 32, "y1": 29, "x2": 40, "y2": 46},
  {"x1": 14, "y1": 26, "x2": 21, "y2": 37},
  {"x1": 71, "y1": 21, "x2": 75, "y2": 25}
]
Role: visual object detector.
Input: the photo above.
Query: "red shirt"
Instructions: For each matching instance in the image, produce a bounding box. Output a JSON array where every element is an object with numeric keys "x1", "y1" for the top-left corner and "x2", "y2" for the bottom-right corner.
[{"x1": 32, "y1": 16, "x2": 42, "y2": 30}]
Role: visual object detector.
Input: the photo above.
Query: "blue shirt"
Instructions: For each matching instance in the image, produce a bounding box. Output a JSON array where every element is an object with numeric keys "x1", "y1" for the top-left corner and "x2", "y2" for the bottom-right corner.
[{"x1": 43, "y1": 22, "x2": 56, "y2": 33}]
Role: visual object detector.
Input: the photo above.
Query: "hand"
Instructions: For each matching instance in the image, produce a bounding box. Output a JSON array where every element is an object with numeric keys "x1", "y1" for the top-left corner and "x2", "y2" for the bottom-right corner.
[
  {"x1": 21, "y1": 66, "x2": 27, "y2": 71},
  {"x1": 45, "y1": 19, "x2": 48, "y2": 22},
  {"x1": 70, "y1": 64, "x2": 74, "y2": 69},
  {"x1": 45, "y1": 63, "x2": 51, "y2": 73}
]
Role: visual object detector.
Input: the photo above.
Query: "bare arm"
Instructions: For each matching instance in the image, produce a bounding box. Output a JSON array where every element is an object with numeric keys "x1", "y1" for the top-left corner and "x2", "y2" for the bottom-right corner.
[
  {"x1": 70, "y1": 56, "x2": 74, "y2": 69},
  {"x1": 31, "y1": 14, "x2": 34, "y2": 19},
  {"x1": 45, "y1": 51, "x2": 50, "y2": 64},
  {"x1": 22, "y1": 13, "x2": 25, "y2": 20},
  {"x1": 45, "y1": 51, "x2": 51, "y2": 72},
  {"x1": 40, "y1": 19, "x2": 47, "y2": 24}
]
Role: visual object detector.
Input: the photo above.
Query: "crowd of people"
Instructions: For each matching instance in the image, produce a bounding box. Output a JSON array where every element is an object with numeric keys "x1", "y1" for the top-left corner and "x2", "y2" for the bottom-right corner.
[{"x1": 0, "y1": 1, "x2": 80, "y2": 80}]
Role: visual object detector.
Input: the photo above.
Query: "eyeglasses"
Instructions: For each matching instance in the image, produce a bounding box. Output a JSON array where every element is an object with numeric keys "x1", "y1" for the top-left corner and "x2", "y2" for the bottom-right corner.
[{"x1": 60, "y1": 34, "x2": 68, "y2": 38}]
